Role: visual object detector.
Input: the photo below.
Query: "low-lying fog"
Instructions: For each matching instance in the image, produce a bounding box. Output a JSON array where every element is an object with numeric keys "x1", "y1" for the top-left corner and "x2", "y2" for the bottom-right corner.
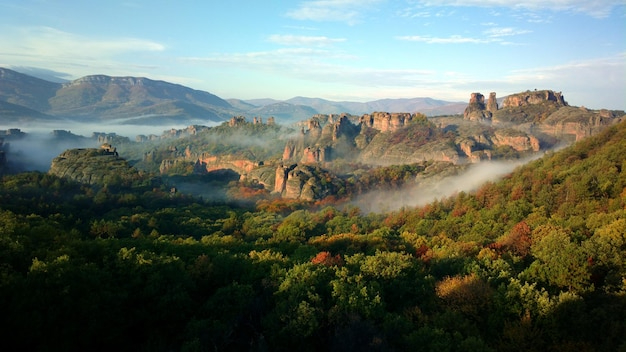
[
  {"x1": 352, "y1": 156, "x2": 543, "y2": 213},
  {"x1": 3, "y1": 119, "x2": 551, "y2": 215},
  {"x1": 1, "y1": 120, "x2": 203, "y2": 171}
]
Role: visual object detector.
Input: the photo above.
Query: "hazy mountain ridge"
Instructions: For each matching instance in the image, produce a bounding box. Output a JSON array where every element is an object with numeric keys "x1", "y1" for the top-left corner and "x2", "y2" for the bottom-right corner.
[
  {"x1": 0, "y1": 68, "x2": 61, "y2": 112},
  {"x1": 0, "y1": 100, "x2": 61, "y2": 123},
  {"x1": 0, "y1": 68, "x2": 238, "y2": 124},
  {"x1": 279, "y1": 96, "x2": 465, "y2": 118},
  {"x1": 1, "y1": 68, "x2": 465, "y2": 125}
]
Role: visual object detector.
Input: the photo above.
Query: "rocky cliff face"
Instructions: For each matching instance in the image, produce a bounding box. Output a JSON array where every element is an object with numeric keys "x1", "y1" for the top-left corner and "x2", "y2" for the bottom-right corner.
[
  {"x1": 502, "y1": 90, "x2": 567, "y2": 108},
  {"x1": 486, "y1": 92, "x2": 498, "y2": 114},
  {"x1": 458, "y1": 90, "x2": 624, "y2": 152},
  {"x1": 359, "y1": 138, "x2": 461, "y2": 165},
  {"x1": 140, "y1": 89, "x2": 624, "y2": 202},
  {"x1": 273, "y1": 164, "x2": 341, "y2": 200},
  {"x1": 159, "y1": 150, "x2": 264, "y2": 179},
  {"x1": 359, "y1": 112, "x2": 416, "y2": 132},
  {"x1": 491, "y1": 129, "x2": 540, "y2": 152},
  {"x1": 536, "y1": 106, "x2": 624, "y2": 141},
  {"x1": 283, "y1": 115, "x2": 359, "y2": 164},
  {"x1": 49, "y1": 146, "x2": 144, "y2": 186}
]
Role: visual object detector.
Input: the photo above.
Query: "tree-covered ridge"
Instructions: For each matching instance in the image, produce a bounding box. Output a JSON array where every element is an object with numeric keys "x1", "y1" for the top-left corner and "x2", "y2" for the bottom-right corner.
[{"x1": 0, "y1": 121, "x2": 625, "y2": 351}]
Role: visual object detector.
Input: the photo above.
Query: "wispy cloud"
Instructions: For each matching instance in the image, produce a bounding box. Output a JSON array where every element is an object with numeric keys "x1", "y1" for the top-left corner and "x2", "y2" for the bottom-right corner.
[
  {"x1": 183, "y1": 48, "x2": 354, "y2": 67},
  {"x1": 413, "y1": 0, "x2": 622, "y2": 18},
  {"x1": 0, "y1": 25, "x2": 168, "y2": 81},
  {"x1": 483, "y1": 27, "x2": 532, "y2": 37},
  {"x1": 397, "y1": 35, "x2": 489, "y2": 44},
  {"x1": 505, "y1": 53, "x2": 626, "y2": 88},
  {"x1": 268, "y1": 34, "x2": 346, "y2": 46},
  {"x1": 286, "y1": 0, "x2": 385, "y2": 24},
  {"x1": 0, "y1": 26, "x2": 164, "y2": 64},
  {"x1": 182, "y1": 48, "x2": 433, "y2": 88},
  {"x1": 398, "y1": 26, "x2": 531, "y2": 45}
]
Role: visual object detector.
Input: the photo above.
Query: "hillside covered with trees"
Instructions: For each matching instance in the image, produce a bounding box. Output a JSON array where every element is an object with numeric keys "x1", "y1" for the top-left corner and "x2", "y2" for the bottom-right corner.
[{"x1": 1, "y1": 119, "x2": 625, "y2": 351}]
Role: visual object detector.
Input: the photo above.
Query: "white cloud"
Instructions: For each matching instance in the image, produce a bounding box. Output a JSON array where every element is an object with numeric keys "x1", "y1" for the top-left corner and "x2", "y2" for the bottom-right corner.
[
  {"x1": 397, "y1": 27, "x2": 531, "y2": 45},
  {"x1": 414, "y1": 0, "x2": 622, "y2": 18},
  {"x1": 268, "y1": 34, "x2": 346, "y2": 46},
  {"x1": 5, "y1": 26, "x2": 164, "y2": 58},
  {"x1": 397, "y1": 35, "x2": 489, "y2": 44},
  {"x1": 286, "y1": 0, "x2": 385, "y2": 24},
  {"x1": 0, "y1": 26, "x2": 164, "y2": 74},
  {"x1": 483, "y1": 27, "x2": 532, "y2": 37},
  {"x1": 183, "y1": 48, "x2": 355, "y2": 68},
  {"x1": 0, "y1": 25, "x2": 168, "y2": 80},
  {"x1": 182, "y1": 48, "x2": 434, "y2": 88}
]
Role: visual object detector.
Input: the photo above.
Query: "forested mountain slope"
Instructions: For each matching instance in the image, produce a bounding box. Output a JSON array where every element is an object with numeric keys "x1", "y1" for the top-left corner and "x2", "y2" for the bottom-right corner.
[{"x1": 0, "y1": 120, "x2": 624, "y2": 351}]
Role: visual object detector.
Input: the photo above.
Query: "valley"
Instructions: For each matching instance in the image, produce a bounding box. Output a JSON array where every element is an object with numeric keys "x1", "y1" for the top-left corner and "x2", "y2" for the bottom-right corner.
[{"x1": 1, "y1": 68, "x2": 625, "y2": 351}]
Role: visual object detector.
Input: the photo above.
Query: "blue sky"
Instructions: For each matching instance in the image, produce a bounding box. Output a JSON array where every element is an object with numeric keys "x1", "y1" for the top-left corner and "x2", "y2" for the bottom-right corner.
[{"x1": 1, "y1": 0, "x2": 624, "y2": 109}]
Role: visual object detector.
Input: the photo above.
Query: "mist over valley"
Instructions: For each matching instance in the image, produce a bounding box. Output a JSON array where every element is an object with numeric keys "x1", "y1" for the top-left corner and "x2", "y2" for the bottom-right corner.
[{"x1": 2, "y1": 69, "x2": 623, "y2": 211}]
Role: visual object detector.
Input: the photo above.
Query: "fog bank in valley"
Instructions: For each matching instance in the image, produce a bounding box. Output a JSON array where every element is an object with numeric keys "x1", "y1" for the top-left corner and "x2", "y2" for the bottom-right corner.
[
  {"x1": 1, "y1": 120, "x2": 201, "y2": 172},
  {"x1": 353, "y1": 156, "x2": 542, "y2": 213}
]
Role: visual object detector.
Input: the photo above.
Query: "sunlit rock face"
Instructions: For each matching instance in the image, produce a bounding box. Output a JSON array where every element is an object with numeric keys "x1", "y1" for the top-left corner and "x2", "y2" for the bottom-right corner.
[
  {"x1": 463, "y1": 93, "x2": 492, "y2": 122},
  {"x1": 359, "y1": 112, "x2": 415, "y2": 132},
  {"x1": 491, "y1": 129, "x2": 540, "y2": 152},
  {"x1": 273, "y1": 164, "x2": 339, "y2": 200},
  {"x1": 501, "y1": 90, "x2": 567, "y2": 108}
]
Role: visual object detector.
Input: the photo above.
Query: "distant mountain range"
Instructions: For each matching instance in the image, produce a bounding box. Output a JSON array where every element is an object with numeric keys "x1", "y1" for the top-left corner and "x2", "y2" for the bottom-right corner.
[{"x1": 0, "y1": 67, "x2": 465, "y2": 125}]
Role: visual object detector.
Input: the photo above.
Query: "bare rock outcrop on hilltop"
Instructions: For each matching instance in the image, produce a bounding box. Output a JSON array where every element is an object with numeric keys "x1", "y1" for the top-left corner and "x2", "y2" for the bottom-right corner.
[
  {"x1": 147, "y1": 88, "x2": 624, "y2": 202},
  {"x1": 49, "y1": 145, "x2": 145, "y2": 186},
  {"x1": 359, "y1": 112, "x2": 416, "y2": 132},
  {"x1": 502, "y1": 90, "x2": 567, "y2": 108},
  {"x1": 457, "y1": 90, "x2": 624, "y2": 153}
]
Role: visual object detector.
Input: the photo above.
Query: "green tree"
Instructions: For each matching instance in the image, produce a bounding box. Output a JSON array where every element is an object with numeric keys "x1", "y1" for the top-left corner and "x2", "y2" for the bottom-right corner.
[{"x1": 524, "y1": 225, "x2": 590, "y2": 293}]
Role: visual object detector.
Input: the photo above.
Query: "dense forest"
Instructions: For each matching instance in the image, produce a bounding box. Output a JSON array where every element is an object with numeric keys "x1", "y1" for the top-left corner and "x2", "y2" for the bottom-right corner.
[{"x1": 1, "y1": 120, "x2": 625, "y2": 351}]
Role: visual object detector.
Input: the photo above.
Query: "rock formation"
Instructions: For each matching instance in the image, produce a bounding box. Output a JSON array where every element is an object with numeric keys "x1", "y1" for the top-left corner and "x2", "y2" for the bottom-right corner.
[
  {"x1": 302, "y1": 146, "x2": 331, "y2": 163},
  {"x1": 159, "y1": 150, "x2": 264, "y2": 180},
  {"x1": 0, "y1": 128, "x2": 26, "y2": 139},
  {"x1": 49, "y1": 147, "x2": 145, "y2": 186},
  {"x1": 283, "y1": 114, "x2": 359, "y2": 163},
  {"x1": 455, "y1": 136, "x2": 492, "y2": 163},
  {"x1": 274, "y1": 163, "x2": 296, "y2": 195},
  {"x1": 195, "y1": 153, "x2": 261, "y2": 174},
  {"x1": 534, "y1": 106, "x2": 624, "y2": 141},
  {"x1": 228, "y1": 116, "x2": 247, "y2": 127},
  {"x1": 273, "y1": 164, "x2": 340, "y2": 200},
  {"x1": 463, "y1": 93, "x2": 492, "y2": 122},
  {"x1": 491, "y1": 129, "x2": 540, "y2": 152},
  {"x1": 502, "y1": 90, "x2": 567, "y2": 108},
  {"x1": 359, "y1": 112, "x2": 415, "y2": 132},
  {"x1": 486, "y1": 92, "x2": 498, "y2": 114}
]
